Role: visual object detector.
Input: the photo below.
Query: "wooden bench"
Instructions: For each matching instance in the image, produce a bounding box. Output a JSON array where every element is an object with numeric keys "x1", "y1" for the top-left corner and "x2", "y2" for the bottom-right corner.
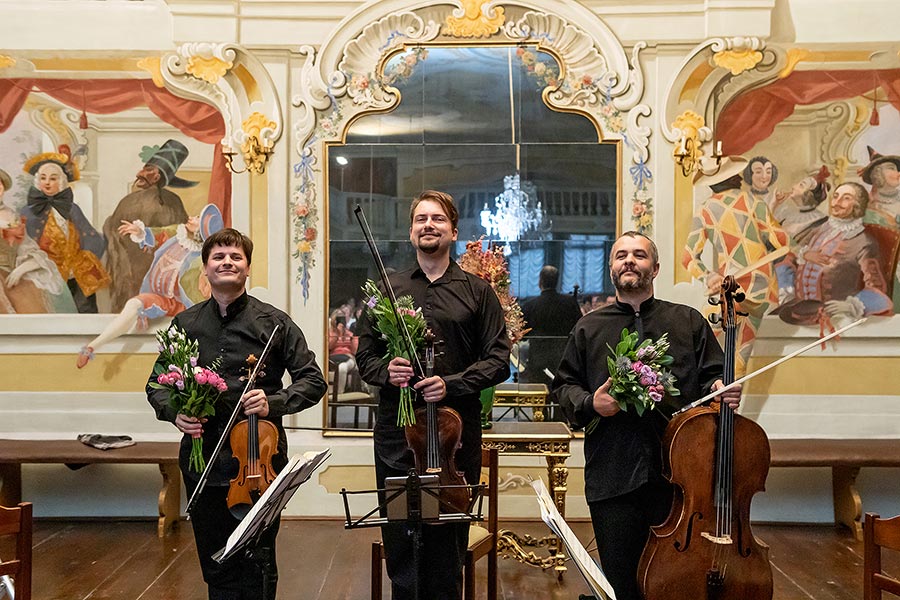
[
  {"x1": 0, "y1": 439, "x2": 180, "y2": 538},
  {"x1": 769, "y1": 438, "x2": 900, "y2": 540}
]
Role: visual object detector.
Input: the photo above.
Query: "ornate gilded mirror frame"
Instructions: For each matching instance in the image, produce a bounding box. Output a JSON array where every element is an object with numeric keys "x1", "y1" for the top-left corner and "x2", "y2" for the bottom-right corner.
[{"x1": 291, "y1": 0, "x2": 654, "y2": 434}]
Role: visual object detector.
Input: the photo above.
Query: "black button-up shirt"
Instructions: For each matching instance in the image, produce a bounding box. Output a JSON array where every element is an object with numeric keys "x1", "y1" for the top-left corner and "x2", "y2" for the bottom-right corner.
[
  {"x1": 356, "y1": 261, "x2": 511, "y2": 474},
  {"x1": 146, "y1": 293, "x2": 326, "y2": 488},
  {"x1": 552, "y1": 297, "x2": 724, "y2": 502}
]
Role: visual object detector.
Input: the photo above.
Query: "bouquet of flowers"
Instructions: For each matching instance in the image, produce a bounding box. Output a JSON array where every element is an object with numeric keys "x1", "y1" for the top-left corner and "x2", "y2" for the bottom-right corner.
[
  {"x1": 148, "y1": 325, "x2": 228, "y2": 472},
  {"x1": 585, "y1": 328, "x2": 680, "y2": 434},
  {"x1": 457, "y1": 239, "x2": 530, "y2": 344},
  {"x1": 362, "y1": 279, "x2": 427, "y2": 426}
]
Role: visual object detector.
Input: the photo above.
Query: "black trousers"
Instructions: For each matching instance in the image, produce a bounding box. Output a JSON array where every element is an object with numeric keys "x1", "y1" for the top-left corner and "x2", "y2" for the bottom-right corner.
[
  {"x1": 374, "y1": 452, "x2": 472, "y2": 600},
  {"x1": 588, "y1": 481, "x2": 673, "y2": 600},
  {"x1": 67, "y1": 278, "x2": 98, "y2": 313},
  {"x1": 189, "y1": 484, "x2": 280, "y2": 600}
]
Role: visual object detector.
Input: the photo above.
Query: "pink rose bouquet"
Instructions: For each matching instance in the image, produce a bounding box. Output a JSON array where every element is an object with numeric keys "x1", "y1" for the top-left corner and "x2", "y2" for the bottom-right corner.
[
  {"x1": 149, "y1": 325, "x2": 227, "y2": 472},
  {"x1": 586, "y1": 328, "x2": 680, "y2": 434}
]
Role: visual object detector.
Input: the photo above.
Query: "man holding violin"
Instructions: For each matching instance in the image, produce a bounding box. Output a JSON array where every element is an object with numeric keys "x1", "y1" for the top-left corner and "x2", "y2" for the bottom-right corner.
[
  {"x1": 356, "y1": 190, "x2": 511, "y2": 600},
  {"x1": 552, "y1": 231, "x2": 741, "y2": 600},
  {"x1": 146, "y1": 227, "x2": 326, "y2": 600}
]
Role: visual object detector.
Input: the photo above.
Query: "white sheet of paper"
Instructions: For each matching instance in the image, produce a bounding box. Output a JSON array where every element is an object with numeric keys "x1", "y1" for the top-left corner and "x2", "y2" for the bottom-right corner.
[
  {"x1": 532, "y1": 478, "x2": 617, "y2": 600},
  {"x1": 222, "y1": 448, "x2": 331, "y2": 557}
]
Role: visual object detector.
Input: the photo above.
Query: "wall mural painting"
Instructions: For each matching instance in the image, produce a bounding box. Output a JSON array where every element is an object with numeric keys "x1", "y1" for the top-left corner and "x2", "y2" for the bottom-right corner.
[
  {"x1": 667, "y1": 41, "x2": 900, "y2": 376},
  {"x1": 0, "y1": 44, "x2": 283, "y2": 369}
]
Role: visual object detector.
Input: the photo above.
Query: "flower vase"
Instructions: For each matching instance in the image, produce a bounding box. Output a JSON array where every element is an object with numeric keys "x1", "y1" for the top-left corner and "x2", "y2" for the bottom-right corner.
[{"x1": 479, "y1": 386, "x2": 495, "y2": 430}]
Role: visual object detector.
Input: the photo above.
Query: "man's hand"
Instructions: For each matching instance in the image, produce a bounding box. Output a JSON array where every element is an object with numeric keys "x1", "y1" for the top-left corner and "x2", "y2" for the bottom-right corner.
[
  {"x1": 175, "y1": 413, "x2": 205, "y2": 437},
  {"x1": 824, "y1": 298, "x2": 864, "y2": 319},
  {"x1": 592, "y1": 378, "x2": 620, "y2": 417},
  {"x1": 713, "y1": 379, "x2": 741, "y2": 410},
  {"x1": 242, "y1": 388, "x2": 269, "y2": 417},
  {"x1": 413, "y1": 376, "x2": 446, "y2": 403},
  {"x1": 705, "y1": 272, "x2": 724, "y2": 297},
  {"x1": 387, "y1": 356, "x2": 414, "y2": 388}
]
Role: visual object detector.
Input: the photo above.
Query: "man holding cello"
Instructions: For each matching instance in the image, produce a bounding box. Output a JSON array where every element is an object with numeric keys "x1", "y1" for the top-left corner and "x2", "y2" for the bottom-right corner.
[
  {"x1": 146, "y1": 227, "x2": 326, "y2": 599},
  {"x1": 552, "y1": 231, "x2": 742, "y2": 600},
  {"x1": 356, "y1": 190, "x2": 511, "y2": 599}
]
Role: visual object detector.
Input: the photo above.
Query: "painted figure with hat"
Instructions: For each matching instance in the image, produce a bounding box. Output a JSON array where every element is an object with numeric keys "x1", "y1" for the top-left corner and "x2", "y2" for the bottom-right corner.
[
  {"x1": 77, "y1": 204, "x2": 223, "y2": 368},
  {"x1": 20, "y1": 149, "x2": 110, "y2": 313},
  {"x1": 0, "y1": 167, "x2": 76, "y2": 314},
  {"x1": 102, "y1": 139, "x2": 194, "y2": 313},
  {"x1": 778, "y1": 181, "x2": 893, "y2": 327},
  {"x1": 860, "y1": 146, "x2": 900, "y2": 231},
  {"x1": 682, "y1": 155, "x2": 789, "y2": 377}
]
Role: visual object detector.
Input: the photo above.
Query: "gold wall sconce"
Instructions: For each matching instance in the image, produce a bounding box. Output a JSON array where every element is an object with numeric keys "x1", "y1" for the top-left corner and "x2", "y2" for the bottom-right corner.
[
  {"x1": 674, "y1": 137, "x2": 723, "y2": 178},
  {"x1": 223, "y1": 136, "x2": 274, "y2": 175}
]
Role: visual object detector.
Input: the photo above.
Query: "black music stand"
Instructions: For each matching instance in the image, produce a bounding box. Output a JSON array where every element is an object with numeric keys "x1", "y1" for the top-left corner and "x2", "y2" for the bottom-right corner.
[
  {"x1": 341, "y1": 472, "x2": 485, "y2": 600},
  {"x1": 213, "y1": 450, "x2": 331, "y2": 597}
]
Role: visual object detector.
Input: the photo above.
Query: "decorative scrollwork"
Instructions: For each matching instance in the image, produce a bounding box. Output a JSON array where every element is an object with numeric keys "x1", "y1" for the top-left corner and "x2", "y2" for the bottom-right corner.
[{"x1": 445, "y1": 0, "x2": 505, "y2": 38}]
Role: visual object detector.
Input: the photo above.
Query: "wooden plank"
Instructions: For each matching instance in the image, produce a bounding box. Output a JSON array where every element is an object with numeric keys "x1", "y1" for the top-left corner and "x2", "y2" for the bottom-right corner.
[
  {"x1": 770, "y1": 439, "x2": 900, "y2": 468},
  {"x1": 0, "y1": 440, "x2": 179, "y2": 464}
]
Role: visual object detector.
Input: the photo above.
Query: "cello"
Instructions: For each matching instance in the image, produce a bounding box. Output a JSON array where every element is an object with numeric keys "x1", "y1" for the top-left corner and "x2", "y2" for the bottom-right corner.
[{"x1": 638, "y1": 275, "x2": 773, "y2": 599}]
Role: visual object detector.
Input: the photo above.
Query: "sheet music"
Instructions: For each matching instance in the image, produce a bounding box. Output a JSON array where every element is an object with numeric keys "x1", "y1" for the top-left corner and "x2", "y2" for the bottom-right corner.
[
  {"x1": 221, "y1": 448, "x2": 331, "y2": 558},
  {"x1": 531, "y1": 478, "x2": 617, "y2": 600}
]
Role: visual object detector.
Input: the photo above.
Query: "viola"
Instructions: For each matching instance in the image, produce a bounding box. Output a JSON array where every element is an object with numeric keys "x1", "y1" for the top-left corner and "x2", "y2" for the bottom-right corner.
[
  {"x1": 403, "y1": 328, "x2": 470, "y2": 513},
  {"x1": 638, "y1": 275, "x2": 773, "y2": 599}
]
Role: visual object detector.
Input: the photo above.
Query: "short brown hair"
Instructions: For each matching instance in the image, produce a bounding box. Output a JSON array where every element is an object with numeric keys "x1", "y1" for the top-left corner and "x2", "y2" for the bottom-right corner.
[
  {"x1": 611, "y1": 231, "x2": 659, "y2": 266},
  {"x1": 202, "y1": 228, "x2": 254, "y2": 265},
  {"x1": 409, "y1": 190, "x2": 459, "y2": 230}
]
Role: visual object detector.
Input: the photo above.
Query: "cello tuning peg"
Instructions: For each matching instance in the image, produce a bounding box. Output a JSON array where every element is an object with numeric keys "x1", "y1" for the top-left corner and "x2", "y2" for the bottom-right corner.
[
  {"x1": 734, "y1": 291, "x2": 746, "y2": 303},
  {"x1": 707, "y1": 296, "x2": 720, "y2": 307},
  {"x1": 708, "y1": 313, "x2": 721, "y2": 325},
  {"x1": 737, "y1": 310, "x2": 749, "y2": 317}
]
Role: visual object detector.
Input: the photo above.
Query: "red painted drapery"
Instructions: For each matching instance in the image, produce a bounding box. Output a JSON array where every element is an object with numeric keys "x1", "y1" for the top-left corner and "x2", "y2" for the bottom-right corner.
[
  {"x1": 0, "y1": 78, "x2": 231, "y2": 221},
  {"x1": 718, "y1": 69, "x2": 900, "y2": 157}
]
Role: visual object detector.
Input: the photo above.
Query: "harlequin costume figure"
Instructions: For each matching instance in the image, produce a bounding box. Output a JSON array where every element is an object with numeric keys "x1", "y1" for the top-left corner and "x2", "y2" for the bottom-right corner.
[
  {"x1": 21, "y1": 151, "x2": 110, "y2": 313},
  {"x1": 682, "y1": 156, "x2": 789, "y2": 377}
]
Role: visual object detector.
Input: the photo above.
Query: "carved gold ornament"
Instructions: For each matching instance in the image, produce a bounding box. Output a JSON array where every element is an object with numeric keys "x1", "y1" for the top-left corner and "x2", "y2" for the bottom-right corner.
[
  {"x1": 0, "y1": 55, "x2": 16, "y2": 69},
  {"x1": 445, "y1": 0, "x2": 505, "y2": 38},
  {"x1": 137, "y1": 56, "x2": 165, "y2": 88},
  {"x1": 223, "y1": 112, "x2": 276, "y2": 175},
  {"x1": 672, "y1": 111, "x2": 706, "y2": 176},
  {"x1": 186, "y1": 55, "x2": 233, "y2": 84},
  {"x1": 713, "y1": 48, "x2": 763, "y2": 76}
]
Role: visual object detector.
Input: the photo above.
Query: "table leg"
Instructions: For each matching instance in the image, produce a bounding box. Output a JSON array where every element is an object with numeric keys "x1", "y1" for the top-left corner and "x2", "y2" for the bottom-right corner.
[
  {"x1": 546, "y1": 455, "x2": 569, "y2": 578},
  {"x1": 833, "y1": 465, "x2": 862, "y2": 541},
  {"x1": 0, "y1": 463, "x2": 22, "y2": 508},
  {"x1": 157, "y1": 463, "x2": 181, "y2": 538}
]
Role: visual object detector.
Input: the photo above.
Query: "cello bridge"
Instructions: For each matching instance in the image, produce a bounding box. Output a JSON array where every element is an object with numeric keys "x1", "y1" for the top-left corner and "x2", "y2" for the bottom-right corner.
[{"x1": 700, "y1": 532, "x2": 733, "y2": 545}]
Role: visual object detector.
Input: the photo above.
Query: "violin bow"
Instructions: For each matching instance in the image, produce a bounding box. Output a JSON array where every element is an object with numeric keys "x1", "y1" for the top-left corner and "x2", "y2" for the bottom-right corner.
[
  {"x1": 673, "y1": 317, "x2": 866, "y2": 416},
  {"x1": 185, "y1": 324, "x2": 281, "y2": 517},
  {"x1": 354, "y1": 205, "x2": 426, "y2": 380}
]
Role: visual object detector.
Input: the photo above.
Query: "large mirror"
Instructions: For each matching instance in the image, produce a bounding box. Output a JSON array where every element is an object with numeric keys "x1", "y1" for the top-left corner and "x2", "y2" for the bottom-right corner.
[{"x1": 324, "y1": 45, "x2": 619, "y2": 431}]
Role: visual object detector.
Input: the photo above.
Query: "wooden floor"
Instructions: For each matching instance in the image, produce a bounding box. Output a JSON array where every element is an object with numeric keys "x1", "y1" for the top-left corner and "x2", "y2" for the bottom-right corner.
[{"x1": 8, "y1": 518, "x2": 899, "y2": 599}]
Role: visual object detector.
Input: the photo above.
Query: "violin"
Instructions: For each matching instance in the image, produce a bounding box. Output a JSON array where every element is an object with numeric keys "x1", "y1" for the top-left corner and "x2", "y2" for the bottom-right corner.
[
  {"x1": 638, "y1": 275, "x2": 773, "y2": 599},
  {"x1": 403, "y1": 328, "x2": 470, "y2": 513},
  {"x1": 227, "y1": 410, "x2": 280, "y2": 519}
]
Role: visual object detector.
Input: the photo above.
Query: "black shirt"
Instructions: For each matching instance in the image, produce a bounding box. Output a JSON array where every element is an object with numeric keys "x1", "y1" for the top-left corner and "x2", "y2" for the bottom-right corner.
[
  {"x1": 551, "y1": 296, "x2": 724, "y2": 502},
  {"x1": 146, "y1": 292, "x2": 326, "y2": 487},
  {"x1": 521, "y1": 289, "x2": 582, "y2": 383},
  {"x1": 356, "y1": 261, "x2": 511, "y2": 474}
]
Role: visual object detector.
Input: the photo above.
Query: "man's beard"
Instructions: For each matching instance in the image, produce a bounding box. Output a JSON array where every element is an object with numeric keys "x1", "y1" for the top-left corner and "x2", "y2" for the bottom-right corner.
[{"x1": 612, "y1": 268, "x2": 653, "y2": 292}]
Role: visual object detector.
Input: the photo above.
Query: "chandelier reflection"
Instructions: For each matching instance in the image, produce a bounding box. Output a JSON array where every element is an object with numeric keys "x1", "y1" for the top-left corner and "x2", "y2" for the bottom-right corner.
[{"x1": 480, "y1": 172, "x2": 550, "y2": 241}]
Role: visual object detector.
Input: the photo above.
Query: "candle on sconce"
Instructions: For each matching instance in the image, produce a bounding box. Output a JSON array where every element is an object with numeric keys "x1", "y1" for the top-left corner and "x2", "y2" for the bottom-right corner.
[{"x1": 715, "y1": 140, "x2": 723, "y2": 156}]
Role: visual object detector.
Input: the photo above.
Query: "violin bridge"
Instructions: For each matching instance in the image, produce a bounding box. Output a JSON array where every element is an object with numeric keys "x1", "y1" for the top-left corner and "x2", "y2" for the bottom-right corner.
[{"x1": 700, "y1": 532, "x2": 733, "y2": 545}]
